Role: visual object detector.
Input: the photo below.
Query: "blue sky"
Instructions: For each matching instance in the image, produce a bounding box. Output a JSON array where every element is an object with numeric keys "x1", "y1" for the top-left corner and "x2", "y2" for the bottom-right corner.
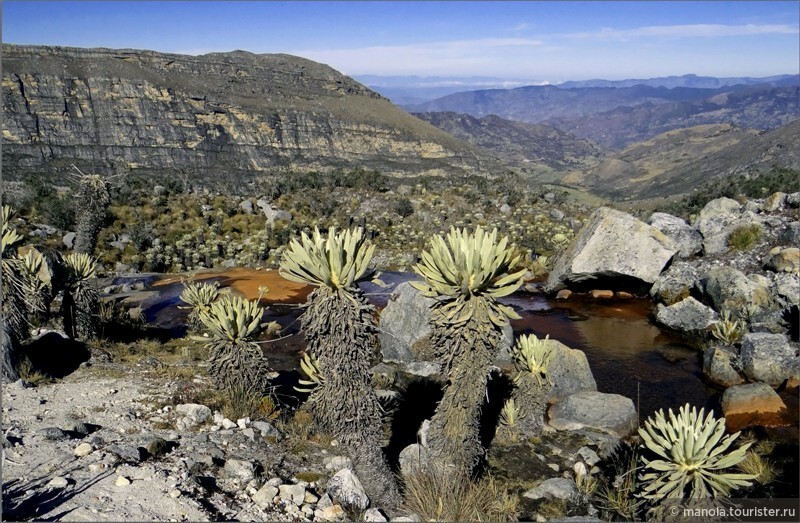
[{"x1": 3, "y1": 1, "x2": 798, "y2": 82}]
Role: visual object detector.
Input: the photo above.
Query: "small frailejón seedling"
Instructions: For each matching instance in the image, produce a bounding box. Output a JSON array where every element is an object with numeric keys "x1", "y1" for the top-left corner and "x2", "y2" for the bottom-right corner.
[
  {"x1": 509, "y1": 333, "x2": 555, "y2": 437},
  {"x1": 280, "y1": 226, "x2": 401, "y2": 510},
  {"x1": 638, "y1": 404, "x2": 754, "y2": 501},
  {"x1": 62, "y1": 253, "x2": 100, "y2": 340},
  {"x1": 412, "y1": 225, "x2": 525, "y2": 475},
  {"x1": 197, "y1": 294, "x2": 271, "y2": 395}
]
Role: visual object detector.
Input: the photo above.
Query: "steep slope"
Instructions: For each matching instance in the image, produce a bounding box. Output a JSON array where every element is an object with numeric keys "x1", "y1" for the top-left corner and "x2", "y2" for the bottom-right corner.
[
  {"x1": 569, "y1": 120, "x2": 800, "y2": 200},
  {"x1": 545, "y1": 85, "x2": 799, "y2": 149},
  {"x1": 2, "y1": 45, "x2": 504, "y2": 182},
  {"x1": 412, "y1": 111, "x2": 605, "y2": 172}
]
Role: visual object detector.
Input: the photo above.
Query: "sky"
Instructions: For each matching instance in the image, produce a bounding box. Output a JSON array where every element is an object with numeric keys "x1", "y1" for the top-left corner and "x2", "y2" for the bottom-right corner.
[{"x1": 2, "y1": 1, "x2": 799, "y2": 82}]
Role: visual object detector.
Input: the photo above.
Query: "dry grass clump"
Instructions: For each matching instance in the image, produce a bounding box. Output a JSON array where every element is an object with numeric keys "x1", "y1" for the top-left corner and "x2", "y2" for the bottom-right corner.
[
  {"x1": 401, "y1": 462, "x2": 519, "y2": 522},
  {"x1": 727, "y1": 224, "x2": 762, "y2": 251},
  {"x1": 737, "y1": 450, "x2": 777, "y2": 486}
]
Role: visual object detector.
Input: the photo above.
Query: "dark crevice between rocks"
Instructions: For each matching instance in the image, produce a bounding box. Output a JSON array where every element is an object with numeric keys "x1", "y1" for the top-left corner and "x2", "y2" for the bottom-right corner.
[{"x1": 559, "y1": 273, "x2": 653, "y2": 295}]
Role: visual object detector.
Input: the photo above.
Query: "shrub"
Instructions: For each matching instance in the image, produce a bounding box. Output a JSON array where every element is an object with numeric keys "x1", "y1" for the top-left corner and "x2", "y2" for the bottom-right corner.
[
  {"x1": 727, "y1": 224, "x2": 762, "y2": 251},
  {"x1": 395, "y1": 197, "x2": 414, "y2": 218}
]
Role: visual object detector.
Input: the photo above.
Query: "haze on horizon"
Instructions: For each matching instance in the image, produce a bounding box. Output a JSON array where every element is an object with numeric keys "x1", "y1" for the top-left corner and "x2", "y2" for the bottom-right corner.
[{"x1": 2, "y1": 0, "x2": 798, "y2": 84}]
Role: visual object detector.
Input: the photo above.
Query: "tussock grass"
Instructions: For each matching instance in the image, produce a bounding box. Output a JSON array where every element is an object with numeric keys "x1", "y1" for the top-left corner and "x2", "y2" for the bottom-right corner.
[{"x1": 727, "y1": 224, "x2": 762, "y2": 251}]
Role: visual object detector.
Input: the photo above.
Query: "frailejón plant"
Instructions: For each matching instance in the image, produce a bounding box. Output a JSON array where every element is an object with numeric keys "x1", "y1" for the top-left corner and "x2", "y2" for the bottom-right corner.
[
  {"x1": 198, "y1": 294, "x2": 270, "y2": 394},
  {"x1": 412, "y1": 226, "x2": 525, "y2": 474},
  {"x1": 638, "y1": 404, "x2": 754, "y2": 500},
  {"x1": 280, "y1": 226, "x2": 400, "y2": 510},
  {"x1": 508, "y1": 333, "x2": 556, "y2": 437},
  {"x1": 72, "y1": 171, "x2": 110, "y2": 254},
  {"x1": 62, "y1": 253, "x2": 99, "y2": 340},
  {"x1": 179, "y1": 281, "x2": 220, "y2": 329}
]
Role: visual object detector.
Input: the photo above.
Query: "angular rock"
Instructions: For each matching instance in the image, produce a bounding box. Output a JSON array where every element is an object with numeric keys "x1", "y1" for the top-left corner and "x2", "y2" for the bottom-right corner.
[
  {"x1": 115, "y1": 475, "x2": 131, "y2": 487},
  {"x1": 398, "y1": 443, "x2": 429, "y2": 476},
  {"x1": 251, "y1": 485, "x2": 279, "y2": 509},
  {"x1": 788, "y1": 192, "x2": 800, "y2": 208},
  {"x1": 73, "y1": 442, "x2": 93, "y2": 457},
  {"x1": 550, "y1": 209, "x2": 565, "y2": 221},
  {"x1": 763, "y1": 192, "x2": 787, "y2": 212},
  {"x1": 62, "y1": 419, "x2": 90, "y2": 437},
  {"x1": 589, "y1": 289, "x2": 613, "y2": 299},
  {"x1": 703, "y1": 266, "x2": 773, "y2": 314},
  {"x1": 327, "y1": 468, "x2": 369, "y2": 511},
  {"x1": 780, "y1": 222, "x2": 800, "y2": 246},
  {"x1": 702, "y1": 347, "x2": 744, "y2": 387},
  {"x1": 239, "y1": 199, "x2": 254, "y2": 215},
  {"x1": 722, "y1": 382, "x2": 789, "y2": 432},
  {"x1": 655, "y1": 297, "x2": 718, "y2": 335},
  {"x1": 141, "y1": 436, "x2": 173, "y2": 459},
  {"x1": 694, "y1": 197, "x2": 745, "y2": 254},
  {"x1": 107, "y1": 443, "x2": 144, "y2": 463},
  {"x1": 364, "y1": 508, "x2": 388, "y2": 522},
  {"x1": 46, "y1": 476, "x2": 70, "y2": 489},
  {"x1": 548, "y1": 391, "x2": 637, "y2": 438},
  {"x1": 175, "y1": 403, "x2": 212, "y2": 425},
  {"x1": 522, "y1": 477, "x2": 578, "y2": 501},
  {"x1": 63, "y1": 232, "x2": 76, "y2": 249},
  {"x1": 649, "y1": 262, "x2": 700, "y2": 306},
  {"x1": 764, "y1": 247, "x2": 800, "y2": 274},
  {"x1": 38, "y1": 427, "x2": 68, "y2": 441},
  {"x1": 647, "y1": 212, "x2": 702, "y2": 258},
  {"x1": 740, "y1": 333, "x2": 799, "y2": 385},
  {"x1": 773, "y1": 273, "x2": 799, "y2": 309},
  {"x1": 545, "y1": 207, "x2": 677, "y2": 293},
  {"x1": 545, "y1": 339, "x2": 597, "y2": 402},
  {"x1": 224, "y1": 458, "x2": 256, "y2": 483},
  {"x1": 279, "y1": 483, "x2": 306, "y2": 505},
  {"x1": 251, "y1": 420, "x2": 281, "y2": 440}
]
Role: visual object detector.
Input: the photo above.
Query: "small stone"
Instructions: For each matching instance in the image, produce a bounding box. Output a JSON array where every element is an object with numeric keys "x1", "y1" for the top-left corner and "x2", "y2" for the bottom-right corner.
[
  {"x1": 523, "y1": 477, "x2": 578, "y2": 500},
  {"x1": 364, "y1": 507, "x2": 388, "y2": 522},
  {"x1": 142, "y1": 436, "x2": 173, "y2": 459},
  {"x1": 73, "y1": 442, "x2": 93, "y2": 457},
  {"x1": 556, "y1": 289, "x2": 572, "y2": 300},
  {"x1": 327, "y1": 469, "x2": 369, "y2": 511},
  {"x1": 547, "y1": 463, "x2": 559, "y2": 472},
  {"x1": 224, "y1": 458, "x2": 255, "y2": 483},
  {"x1": 589, "y1": 290, "x2": 614, "y2": 299},
  {"x1": 115, "y1": 475, "x2": 132, "y2": 487},
  {"x1": 175, "y1": 403, "x2": 212, "y2": 425},
  {"x1": 279, "y1": 483, "x2": 306, "y2": 505},
  {"x1": 323, "y1": 455, "x2": 353, "y2": 471},
  {"x1": 46, "y1": 476, "x2": 69, "y2": 489},
  {"x1": 38, "y1": 427, "x2": 68, "y2": 441},
  {"x1": 316, "y1": 493, "x2": 333, "y2": 509},
  {"x1": 577, "y1": 447, "x2": 600, "y2": 466},
  {"x1": 169, "y1": 489, "x2": 181, "y2": 498},
  {"x1": 251, "y1": 420, "x2": 281, "y2": 439},
  {"x1": 304, "y1": 490, "x2": 319, "y2": 504},
  {"x1": 62, "y1": 420, "x2": 90, "y2": 437},
  {"x1": 265, "y1": 477, "x2": 283, "y2": 487},
  {"x1": 241, "y1": 427, "x2": 256, "y2": 441},
  {"x1": 236, "y1": 417, "x2": 250, "y2": 429},
  {"x1": 320, "y1": 505, "x2": 345, "y2": 521},
  {"x1": 252, "y1": 484, "x2": 279, "y2": 509},
  {"x1": 107, "y1": 443, "x2": 143, "y2": 463},
  {"x1": 221, "y1": 418, "x2": 237, "y2": 430}
]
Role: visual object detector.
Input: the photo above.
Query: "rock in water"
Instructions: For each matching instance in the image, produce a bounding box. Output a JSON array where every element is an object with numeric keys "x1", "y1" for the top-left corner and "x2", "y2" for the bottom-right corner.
[
  {"x1": 655, "y1": 297, "x2": 718, "y2": 335},
  {"x1": 548, "y1": 391, "x2": 637, "y2": 438},
  {"x1": 545, "y1": 207, "x2": 677, "y2": 293}
]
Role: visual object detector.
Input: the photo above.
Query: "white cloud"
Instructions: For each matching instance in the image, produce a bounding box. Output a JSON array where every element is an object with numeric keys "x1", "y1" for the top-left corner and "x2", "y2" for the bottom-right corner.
[
  {"x1": 564, "y1": 23, "x2": 799, "y2": 40},
  {"x1": 291, "y1": 37, "x2": 544, "y2": 76}
]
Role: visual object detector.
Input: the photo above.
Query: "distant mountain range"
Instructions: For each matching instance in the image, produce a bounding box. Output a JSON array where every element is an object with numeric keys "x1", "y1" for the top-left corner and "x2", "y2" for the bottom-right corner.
[
  {"x1": 362, "y1": 73, "x2": 797, "y2": 105},
  {"x1": 405, "y1": 81, "x2": 798, "y2": 150}
]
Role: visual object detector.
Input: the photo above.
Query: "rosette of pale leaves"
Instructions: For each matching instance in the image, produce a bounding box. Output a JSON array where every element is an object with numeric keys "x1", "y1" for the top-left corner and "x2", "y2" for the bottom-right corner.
[
  {"x1": 412, "y1": 226, "x2": 525, "y2": 327},
  {"x1": 180, "y1": 281, "x2": 220, "y2": 309},
  {"x1": 638, "y1": 404, "x2": 754, "y2": 500},
  {"x1": 198, "y1": 294, "x2": 263, "y2": 342},
  {"x1": 64, "y1": 253, "x2": 97, "y2": 280},
  {"x1": 294, "y1": 352, "x2": 324, "y2": 393},
  {"x1": 2, "y1": 205, "x2": 23, "y2": 255},
  {"x1": 280, "y1": 227, "x2": 376, "y2": 291},
  {"x1": 511, "y1": 334, "x2": 554, "y2": 387}
]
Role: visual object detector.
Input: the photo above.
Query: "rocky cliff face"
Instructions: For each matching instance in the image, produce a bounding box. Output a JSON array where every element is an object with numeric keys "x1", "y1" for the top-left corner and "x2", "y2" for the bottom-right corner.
[{"x1": 2, "y1": 45, "x2": 501, "y2": 182}]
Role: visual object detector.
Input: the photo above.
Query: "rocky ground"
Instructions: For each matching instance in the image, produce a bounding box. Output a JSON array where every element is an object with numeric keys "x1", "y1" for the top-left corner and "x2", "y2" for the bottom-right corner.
[{"x1": 1, "y1": 363, "x2": 387, "y2": 522}]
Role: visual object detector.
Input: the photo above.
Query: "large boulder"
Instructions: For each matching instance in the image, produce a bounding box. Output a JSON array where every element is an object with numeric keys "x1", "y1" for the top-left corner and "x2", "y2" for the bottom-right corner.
[
  {"x1": 702, "y1": 347, "x2": 744, "y2": 387},
  {"x1": 655, "y1": 297, "x2": 718, "y2": 335},
  {"x1": 545, "y1": 208, "x2": 678, "y2": 293},
  {"x1": 703, "y1": 266, "x2": 773, "y2": 314},
  {"x1": 647, "y1": 212, "x2": 702, "y2": 258},
  {"x1": 378, "y1": 282, "x2": 512, "y2": 366},
  {"x1": 739, "y1": 333, "x2": 799, "y2": 385},
  {"x1": 547, "y1": 391, "x2": 637, "y2": 438},
  {"x1": 694, "y1": 197, "x2": 745, "y2": 254}
]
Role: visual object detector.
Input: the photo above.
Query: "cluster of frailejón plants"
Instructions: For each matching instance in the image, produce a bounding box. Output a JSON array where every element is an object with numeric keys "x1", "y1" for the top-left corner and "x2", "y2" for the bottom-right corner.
[
  {"x1": 638, "y1": 404, "x2": 754, "y2": 500},
  {"x1": 179, "y1": 281, "x2": 220, "y2": 330},
  {"x1": 197, "y1": 294, "x2": 271, "y2": 395},
  {"x1": 412, "y1": 225, "x2": 525, "y2": 475},
  {"x1": 280, "y1": 227, "x2": 400, "y2": 510},
  {"x1": 508, "y1": 334, "x2": 555, "y2": 437}
]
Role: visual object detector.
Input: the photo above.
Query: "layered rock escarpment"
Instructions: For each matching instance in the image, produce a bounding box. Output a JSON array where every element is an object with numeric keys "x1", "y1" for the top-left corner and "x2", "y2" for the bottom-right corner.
[{"x1": 2, "y1": 45, "x2": 501, "y2": 182}]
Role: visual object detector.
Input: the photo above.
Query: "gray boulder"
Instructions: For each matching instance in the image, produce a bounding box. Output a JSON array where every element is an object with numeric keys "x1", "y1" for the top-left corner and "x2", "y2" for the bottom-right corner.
[
  {"x1": 327, "y1": 469, "x2": 369, "y2": 511},
  {"x1": 548, "y1": 391, "x2": 637, "y2": 438},
  {"x1": 694, "y1": 197, "x2": 745, "y2": 254},
  {"x1": 63, "y1": 232, "x2": 76, "y2": 249},
  {"x1": 545, "y1": 207, "x2": 677, "y2": 293},
  {"x1": 773, "y1": 273, "x2": 799, "y2": 309},
  {"x1": 544, "y1": 339, "x2": 597, "y2": 401},
  {"x1": 223, "y1": 459, "x2": 255, "y2": 483},
  {"x1": 522, "y1": 478, "x2": 578, "y2": 501},
  {"x1": 703, "y1": 266, "x2": 773, "y2": 313},
  {"x1": 763, "y1": 247, "x2": 799, "y2": 274},
  {"x1": 175, "y1": 403, "x2": 212, "y2": 425},
  {"x1": 702, "y1": 347, "x2": 744, "y2": 387},
  {"x1": 647, "y1": 212, "x2": 702, "y2": 258},
  {"x1": 378, "y1": 282, "x2": 512, "y2": 365},
  {"x1": 239, "y1": 199, "x2": 254, "y2": 215},
  {"x1": 787, "y1": 192, "x2": 800, "y2": 208},
  {"x1": 550, "y1": 209, "x2": 565, "y2": 221},
  {"x1": 779, "y1": 222, "x2": 800, "y2": 246},
  {"x1": 740, "y1": 333, "x2": 799, "y2": 385},
  {"x1": 655, "y1": 297, "x2": 718, "y2": 335},
  {"x1": 649, "y1": 262, "x2": 700, "y2": 305},
  {"x1": 398, "y1": 443, "x2": 429, "y2": 476}
]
